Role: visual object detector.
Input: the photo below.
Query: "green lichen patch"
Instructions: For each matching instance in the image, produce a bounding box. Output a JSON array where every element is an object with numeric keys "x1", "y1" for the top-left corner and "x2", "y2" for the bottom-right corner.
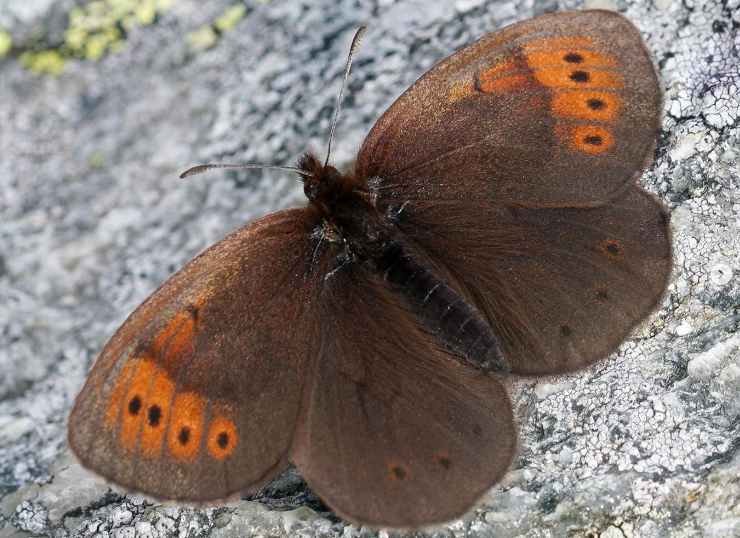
[
  {"x1": 64, "y1": 0, "x2": 173, "y2": 61},
  {"x1": 13, "y1": 0, "x2": 176, "y2": 75},
  {"x1": 187, "y1": 26, "x2": 218, "y2": 51},
  {"x1": 0, "y1": 31, "x2": 12, "y2": 57},
  {"x1": 215, "y1": 5, "x2": 247, "y2": 32},
  {"x1": 20, "y1": 50, "x2": 66, "y2": 75},
  {"x1": 188, "y1": 3, "x2": 248, "y2": 52}
]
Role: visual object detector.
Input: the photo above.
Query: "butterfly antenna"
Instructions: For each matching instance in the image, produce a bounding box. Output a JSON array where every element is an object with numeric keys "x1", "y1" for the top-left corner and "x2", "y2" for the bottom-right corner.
[
  {"x1": 179, "y1": 163, "x2": 306, "y2": 180},
  {"x1": 323, "y1": 26, "x2": 367, "y2": 169}
]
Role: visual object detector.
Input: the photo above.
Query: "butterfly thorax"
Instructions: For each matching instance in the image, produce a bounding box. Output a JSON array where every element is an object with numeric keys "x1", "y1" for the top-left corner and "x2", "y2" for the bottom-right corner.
[
  {"x1": 297, "y1": 153, "x2": 509, "y2": 373},
  {"x1": 299, "y1": 153, "x2": 391, "y2": 260}
]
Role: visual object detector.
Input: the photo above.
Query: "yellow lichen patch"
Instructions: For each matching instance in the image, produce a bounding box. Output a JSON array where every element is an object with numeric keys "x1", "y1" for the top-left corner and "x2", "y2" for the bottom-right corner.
[
  {"x1": 104, "y1": 360, "x2": 138, "y2": 428},
  {"x1": 65, "y1": 0, "x2": 170, "y2": 60},
  {"x1": 552, "y1": 91, "x2": 620, "y2": 122},
  {"x1": 134, "y1": 0, "x2": 157, "y2": 25},
  {"x1": 207, "y1": 413, "x2": 238, "y2": 460},
  {"x1": 139, "y1": 367, "x2": 176, "y2": 458},
  {"x1": 88, "y1": 151, "x2": 106, "y2": 170},
  {"x1": 215, "y1": 4, "x2": 247, "y2": 32},
  {"x1": 189, "y1": 3, "x2": 248, "y2": 52},
  {"x1": 119, "y1": 358, "x2": 157, "y2": 451},
  {"x1": 526, "y1": 49, "x2": 616, "y2": 69},
  {"x1": 19, "y1": 50, "x2": 66, "y2": 76},
  {"x1": 85, "y1": 29, "x2": 120, "y2": 60},
  {"x1": 16, "y1": 0, "x2": 176, "y2": 75},
  {"x1": 533, "y1": 67, "x2": 623, "y2": 90},
  {"x1": 569, "y1": 125, "x2": 614, "y2": 155},
  {"x1": 187, "y1": 26, "x2": 218, "y2": 51},
  {"x1": 168, "y1": 392, "x2": 206, "y2": 461},
  {"x1": 0, "y1": 31, "x2": 12, "y2": 57}
]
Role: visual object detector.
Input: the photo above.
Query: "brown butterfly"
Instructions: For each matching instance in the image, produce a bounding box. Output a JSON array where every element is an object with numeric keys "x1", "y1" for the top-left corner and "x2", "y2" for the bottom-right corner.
[{"x1": 69, "y1": 9, "x2": 671, "y2": 528}]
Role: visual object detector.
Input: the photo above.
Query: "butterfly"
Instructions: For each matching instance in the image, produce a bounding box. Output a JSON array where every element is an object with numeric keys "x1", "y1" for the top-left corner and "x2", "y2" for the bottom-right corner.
[{"x1": 69, "y1": 9, "x2": 671, "y2": 528}]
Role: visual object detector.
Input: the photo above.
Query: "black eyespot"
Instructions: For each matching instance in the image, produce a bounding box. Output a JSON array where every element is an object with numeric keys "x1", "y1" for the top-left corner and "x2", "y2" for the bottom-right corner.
[
  {"x1": 128, "y1": 396, "x2": 142, "y2": 415},
  {"x1": 570, "y1": 70, "x2": 590, "y2": 83},
  {"x1": 178, "y1": 427, "x2": 191, "y2": 445},
  {"x1": 584, "y1": 135, "x2": 603, "y2": 146},
  {"x1": 437, "y1": 456, "x2": 452, "y2": 469},
  {"x1": 600, "y1": 239, "x2": 623, "y2": 260},
  {"x1": 391, "y1": 465, "x2": 407, "y2": 480},
  {"x1": 587, "y1": 98, "x2": 606, "y2": 110},
  {"x1": 147, "y1": 405, "x2": 162, "y2": 427},
  {"x1": 560, "y1": 325, "x2": 572, "y2": 337},
  {"x1": 472, "y1": 424, "x2": 483, "y2": 436},
  {"x1": 596, "y1": 289, "x2": 609, "y2": 301},
  {"x1": 217, "y1": 432, "x2": 229, "y2": 449},
  {"x1": 564, "y1": 52, "x2": 584, "y2": 63}
]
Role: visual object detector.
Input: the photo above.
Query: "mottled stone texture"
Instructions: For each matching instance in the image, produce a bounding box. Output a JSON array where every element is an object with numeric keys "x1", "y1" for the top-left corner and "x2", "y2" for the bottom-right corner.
[{"x1": 1, "y1": 0, "x2": 738, "y2": 536}]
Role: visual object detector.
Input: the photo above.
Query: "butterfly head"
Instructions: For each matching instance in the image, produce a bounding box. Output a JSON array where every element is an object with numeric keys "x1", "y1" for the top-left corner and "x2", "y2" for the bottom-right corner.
[{"x1": 298, "y1": 153, "x2": 356, "y2": 215}]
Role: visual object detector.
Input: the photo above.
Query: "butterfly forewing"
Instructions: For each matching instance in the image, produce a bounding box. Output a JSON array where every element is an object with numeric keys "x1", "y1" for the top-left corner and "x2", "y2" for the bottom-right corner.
[
  {"x1": 357, "y1": 10, "x2": 661, "y2": 208},
  {"x1": 69, "y1": 208, "x2": 324, "y2": 500}
]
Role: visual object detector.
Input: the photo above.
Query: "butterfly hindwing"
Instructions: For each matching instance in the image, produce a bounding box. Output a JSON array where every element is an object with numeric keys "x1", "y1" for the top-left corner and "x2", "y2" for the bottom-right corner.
[
  {"x1": 69, "y1": 208, "x2": 323, "y2": 500},
  {"x1": 290, "y1": 264, "x2": 516, "y2": 527},
  {"x1": 392, "y1": 188, "x2": 671, "y2": 375}
]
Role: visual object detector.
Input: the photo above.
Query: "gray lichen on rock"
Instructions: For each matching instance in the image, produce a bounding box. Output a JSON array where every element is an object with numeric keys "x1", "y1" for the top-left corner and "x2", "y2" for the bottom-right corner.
[{"x1": 1, "y1": 0, "x2": 738, "y2": 536}]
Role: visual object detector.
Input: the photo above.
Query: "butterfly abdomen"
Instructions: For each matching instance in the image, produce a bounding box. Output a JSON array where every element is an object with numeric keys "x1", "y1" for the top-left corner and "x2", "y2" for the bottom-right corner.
[{"x1": 376, "y1": 242, "x2": 509, "y2": 373}]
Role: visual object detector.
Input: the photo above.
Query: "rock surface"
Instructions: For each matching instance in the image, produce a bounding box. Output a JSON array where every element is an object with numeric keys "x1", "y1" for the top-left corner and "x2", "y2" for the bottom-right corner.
[{"x1": 1, "y1": 0, "x2": 739, "y2": 536}]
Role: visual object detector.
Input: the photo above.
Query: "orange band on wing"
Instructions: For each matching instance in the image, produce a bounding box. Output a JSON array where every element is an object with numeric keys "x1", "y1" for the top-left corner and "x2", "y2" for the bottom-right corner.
[
  {"x1": 477, "y1": 57, "x2": 532, "y2": 94},
  {"x1": 480, "y1": 58, "x2": 517, "y2": 79},
  {"x1": 552, "y1": 91, "x2": 620, "y2": 122},
  {"x1": 119, "y1": 358, "x2": 157, "y2": 451},
  {"x1": 533, "y1": 68, "x2": 623, "y2": 90},
  {"x1": 207, "y1": 414, "x2": 238, "y2": 460},
  {"x1": 569, "y1": 125, "x2": 615, "y2": 155},
  {"x1": 152, "y1": 308, "x2": 198, "y2": 368},
  {"x1": 479, "y1": 73, "x2": 530, "y2": 93},
  {"x1": 168, "y1": 392, "x2": 206, "y2": 461},
  {"x1": 526, "y1": 49, "x2": 616, "y2": 69},
  {"x1": 104, "y1": 360, "x2": 137, "y2": 429},
  {"x1": 139, "y1": 368, "x2": 176, "y2": 457}
]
